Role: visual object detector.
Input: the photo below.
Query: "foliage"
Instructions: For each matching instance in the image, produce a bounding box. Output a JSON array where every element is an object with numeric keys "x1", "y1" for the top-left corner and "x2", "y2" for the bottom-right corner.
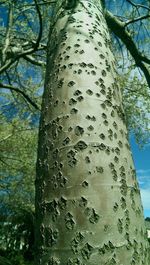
[
  {"x1": 0, "y1": 208, "x2": 34, "y2": 265},
  {"x1": 0, "y1": 254, "x2": 34, "y2": 265},
  {"x1": 0, "y1": 112, "x2": 37, "y2": 263},
  {"x1": 145, "y1": 217, "x2": 150, "y2": 229},
  {"x1": 0, "y1": 114, "x2": 37, "y2": 211}
]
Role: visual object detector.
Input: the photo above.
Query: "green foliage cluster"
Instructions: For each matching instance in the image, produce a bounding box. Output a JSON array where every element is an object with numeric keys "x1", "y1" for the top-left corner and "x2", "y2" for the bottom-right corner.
[
  {"x1": 0, "y1": 113, "x2": 37, "y2": 264},
  {"x1": 0, "y1": 209, "x2": 34, "y2": 265},
  {"x1": 0, "y1": 115, "x2": 37, "y2": 209}
]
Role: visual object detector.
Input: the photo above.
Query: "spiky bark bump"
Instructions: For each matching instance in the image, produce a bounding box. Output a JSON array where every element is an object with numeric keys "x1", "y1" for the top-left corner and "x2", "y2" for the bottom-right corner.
[{"x1": 35, "y1": 1, "x2": 148, "y2": 264}]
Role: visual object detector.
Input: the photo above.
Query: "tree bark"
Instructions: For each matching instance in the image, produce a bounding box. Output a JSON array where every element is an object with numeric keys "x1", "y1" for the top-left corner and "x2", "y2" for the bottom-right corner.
[{"x1": 35, "y1": 1, "x2": 148, "y2": 264}]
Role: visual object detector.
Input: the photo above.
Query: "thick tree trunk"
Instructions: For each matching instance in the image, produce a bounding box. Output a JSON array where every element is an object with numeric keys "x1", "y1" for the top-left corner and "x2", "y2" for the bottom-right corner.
[{"x1": 35, "y1": 1, "x2": 148, "y2": 264}]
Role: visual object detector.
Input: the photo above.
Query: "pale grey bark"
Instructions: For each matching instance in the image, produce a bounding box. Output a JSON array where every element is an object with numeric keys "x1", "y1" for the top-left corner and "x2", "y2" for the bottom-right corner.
[{"x1": 35, "y1": 1, "x2": 149, "y2": 264}]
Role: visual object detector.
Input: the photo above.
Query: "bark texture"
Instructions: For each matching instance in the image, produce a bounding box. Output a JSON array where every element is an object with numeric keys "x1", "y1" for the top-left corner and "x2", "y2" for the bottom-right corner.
[{"x1": 35, "y1": 1, "x2": 148, "y2": 264}]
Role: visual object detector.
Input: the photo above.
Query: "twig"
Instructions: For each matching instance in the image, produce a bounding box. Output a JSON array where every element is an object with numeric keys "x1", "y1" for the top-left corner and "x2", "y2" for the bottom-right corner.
[
  {"x1": 125, "y1": 14, "x2": 150, "y2": 27},
  {"x1": 126, "y1": 0, "x2": 150, "y2": 12},
  {"x1": 0, "y1": 134, "x2": 13, "y2": 143},
  {"x1": 0, "y1": 59, "x2": 15, "y2": 74},
  {"x1": 0, "y1": 83, "x2": 40, "y2": 110},
  {"x1": 22, "y1": 54, "x2": 46, "y2": 66}
]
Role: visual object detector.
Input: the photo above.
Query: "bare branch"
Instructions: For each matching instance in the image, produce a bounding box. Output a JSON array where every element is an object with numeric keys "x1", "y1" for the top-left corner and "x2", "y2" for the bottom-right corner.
[
  {"x1": 0, "y1": 0, "x2": 44, "y2": 74},
  {"x1": 32, "y1": 0, "x2": 43, "y2": 52},
  {"x1": 0, "y1": 134, "x2": 13, "y2": 143},
  {"x1": 0, "y1": 59, "x2": 16, "y2": 74},
  {"x1": 0, "y1": 83, "x2": 40, "y2": 110},
  {"x1": 0, "y1": 158, "x2": 10, "y2": 167},
  {"x1": 12, "y1": 0, "x2": 43, "y2": 57},
  {"x1": 140, "y1": 55, "x2": 150, "y2": 65},
  {"x1": 125, "y1": 14, "x2": 150, "y2": 27},
  {"x1": 126, "y1": 0, "x2": 150, "y2": 12},
  {"x1": 105, "y1": 10, "x2": 150, "y2": 88},
  {"x1": 22, "y1": 40, "x2": 47, "y2": 50},
  {"x1": 23, "y1": 54, "x2": 46, "y2": 66},
  {"x1": 0, "y1": 46, "x2": 46, "y2": 74},
  {"x1": 1, "y1": 3, "x2": 13, "y2": 64}
]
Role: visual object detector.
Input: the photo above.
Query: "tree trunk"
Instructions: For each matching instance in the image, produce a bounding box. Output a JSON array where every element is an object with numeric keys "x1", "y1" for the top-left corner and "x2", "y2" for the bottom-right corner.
[{"x1": 35, "y1": 1, "x2": 148, "y2": 264}]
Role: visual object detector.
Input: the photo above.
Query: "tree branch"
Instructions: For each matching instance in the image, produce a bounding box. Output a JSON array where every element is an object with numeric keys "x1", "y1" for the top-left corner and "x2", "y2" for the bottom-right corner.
[
  {"x1": 1, "y1": 3, "x2": 13, "y2": 64},
  {"x1": 125, "y1": 14, "x2": 150, "y2": 27},
  {"x1": 32, "y1": 0, "x2": 43, "y2": 52},
  {"x1": 13, "y1": 0, "x2": 43, "y2": 56},
  {"x1": 0, "y1": 158, "x2": 10, "y2": 167},
  {"x1": 22, "y1": 40, "x2": 47, "y2": 50},
  {"x1": 105, "y1": 10, "x2": 150, "y2": 88},
  {"x1": 0, "y1": 83, "x2": 40, "y2": 110},
  {"x1": 126, "y1": 0, "x2": 150, "y2": 12},
  {"x1": 22, "y1": 54, "x2": 46, "y2": 66},
  {"x1": 0, "y1": 0, "x2": 43, "y2": 74},
  {"x1": 0, "y1": 134, "x2": 13, "y2": 143},
  {"x1": 0, "y1": 59, "x2": 16, "y2": 74},
  {"x1": 15, "y1": 0, "x2": 43, "y2": 54}
]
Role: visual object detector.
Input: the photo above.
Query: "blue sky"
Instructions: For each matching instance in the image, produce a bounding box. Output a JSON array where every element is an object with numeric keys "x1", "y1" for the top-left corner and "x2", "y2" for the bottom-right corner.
[{"x1": 130, "y1": 137, "x2": 150, "y2": 217}]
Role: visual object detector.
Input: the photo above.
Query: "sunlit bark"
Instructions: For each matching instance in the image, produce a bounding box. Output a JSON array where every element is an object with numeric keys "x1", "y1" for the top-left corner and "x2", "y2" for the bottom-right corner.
[{"x1": 35, "y1": 1, "x2": 148, "y2": 264}]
